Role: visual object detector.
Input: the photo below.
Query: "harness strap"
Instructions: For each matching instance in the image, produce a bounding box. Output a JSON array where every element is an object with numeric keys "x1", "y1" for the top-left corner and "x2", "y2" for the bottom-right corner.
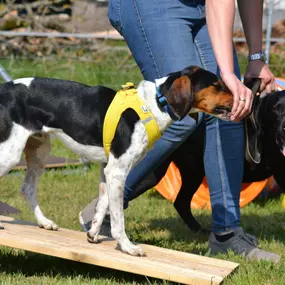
[{"x1": 103, "y1": 83, "x2": 161, "y2": 157}]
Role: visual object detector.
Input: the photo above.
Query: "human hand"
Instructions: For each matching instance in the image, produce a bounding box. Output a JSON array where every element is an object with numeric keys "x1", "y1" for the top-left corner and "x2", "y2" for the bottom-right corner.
[
  {"x1": 244, "y1": 60, "x2": 275, "y2": 95},
  {"x1": 221, "y1": 71, "x2": 253, "y2": 121}
]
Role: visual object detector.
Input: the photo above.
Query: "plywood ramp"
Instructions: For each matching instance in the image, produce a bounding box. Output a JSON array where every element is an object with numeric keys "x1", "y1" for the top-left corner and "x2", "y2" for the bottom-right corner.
[
  {"x1": 0, "y1": 215, "x2": 238, "y2": 284},
  {"x1": 14, "y1": 156, "x2": 82, "y2": 170}
]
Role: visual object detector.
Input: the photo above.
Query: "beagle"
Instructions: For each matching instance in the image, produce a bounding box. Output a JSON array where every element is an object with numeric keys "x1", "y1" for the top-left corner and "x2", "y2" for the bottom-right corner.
[{"x1": 0, "y1": 66, "x2": 233, "y2": 256}]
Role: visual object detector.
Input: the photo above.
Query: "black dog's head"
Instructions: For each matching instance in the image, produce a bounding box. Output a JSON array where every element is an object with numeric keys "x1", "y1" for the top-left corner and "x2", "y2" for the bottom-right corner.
[
  {"x1": 262, "y1": 91, "x2": 285, "y2": 155},
  {"x1": 159, "y1": 66, "x2": 233, "y2": 120}
]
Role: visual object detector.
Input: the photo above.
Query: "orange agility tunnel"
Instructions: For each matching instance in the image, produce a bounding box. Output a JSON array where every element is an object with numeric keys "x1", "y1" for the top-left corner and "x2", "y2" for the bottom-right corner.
[{"x1": 155, "y1": 162, "x2": 279, "y2": 209}]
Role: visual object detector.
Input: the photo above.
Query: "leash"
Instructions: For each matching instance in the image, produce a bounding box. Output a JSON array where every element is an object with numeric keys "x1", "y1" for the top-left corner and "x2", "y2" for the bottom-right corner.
[
  {"x1": 244, "y1": 78, "x2": 262, "y2": 165},
  {"x1": 244, "y1": 78, "x2": 262, "y2": 114},
  {"x1": 103, "y1": 82, "x2": 161, "y2": 157}
]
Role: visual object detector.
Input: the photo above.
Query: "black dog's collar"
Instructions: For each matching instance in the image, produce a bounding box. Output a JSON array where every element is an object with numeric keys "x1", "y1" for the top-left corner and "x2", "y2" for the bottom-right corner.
[{"x1": 156, "y1": 87, "x2": 179, "y2": 121}]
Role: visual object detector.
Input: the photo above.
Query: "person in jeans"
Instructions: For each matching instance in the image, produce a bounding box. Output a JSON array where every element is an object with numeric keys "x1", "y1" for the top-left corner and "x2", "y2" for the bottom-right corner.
[{"x1": 80, "y1": 0, "x2": 279, "y2": 262}]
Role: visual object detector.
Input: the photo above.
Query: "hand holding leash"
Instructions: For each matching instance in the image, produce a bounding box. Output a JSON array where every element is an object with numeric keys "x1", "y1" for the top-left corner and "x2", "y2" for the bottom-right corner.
[
  {"x1": 243, "y1": 77, "x2": 262, "y2": 113},
  {"x1": 244, "y1": 60, "x2": 275, "y2": 94},
  {"x1": 220, "y1": 72, "x2": 253, "y2": 121}
]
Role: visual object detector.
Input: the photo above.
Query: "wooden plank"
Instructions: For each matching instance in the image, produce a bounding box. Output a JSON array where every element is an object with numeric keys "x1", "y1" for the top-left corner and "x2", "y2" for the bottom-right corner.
[
  {"x1": 13, "y1": 156, "x2": 82, "y2": 170},
  {"x1": 0, "y1": 216, "x2": 238, "y2": 284}
]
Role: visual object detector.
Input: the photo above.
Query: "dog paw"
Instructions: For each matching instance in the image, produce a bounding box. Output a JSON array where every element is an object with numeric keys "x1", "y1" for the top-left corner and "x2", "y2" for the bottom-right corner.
[
  {"x1": 38, "y1": 219, "x2": 59, "y2": 231},
  {"x1": 87, "y1": 230, "x2": 99, "y2": 243},
  {"x1": 121, "y1": 243, "x2": 146, "y2": 257},
  {"x1": 0, "y1": 222, "x2": 4, "y2": 230}
]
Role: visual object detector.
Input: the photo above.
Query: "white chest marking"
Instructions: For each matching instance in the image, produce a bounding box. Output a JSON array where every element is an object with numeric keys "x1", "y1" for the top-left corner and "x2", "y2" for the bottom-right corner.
[{"x1": 13, "y1": 78, "x2": 35, "y2": 88}]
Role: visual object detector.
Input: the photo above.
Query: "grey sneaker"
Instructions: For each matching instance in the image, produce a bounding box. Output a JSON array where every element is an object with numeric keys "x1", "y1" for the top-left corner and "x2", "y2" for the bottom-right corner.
[
  {"x1": 79, "y1": 198, "x2": 111, "y2": 237},
  {"x1": 208, "y1": 227, "x2": 280, "y2": 263}
]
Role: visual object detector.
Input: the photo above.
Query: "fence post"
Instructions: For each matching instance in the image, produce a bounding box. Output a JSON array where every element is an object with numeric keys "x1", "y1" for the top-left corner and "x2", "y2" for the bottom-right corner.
[{"x1": 265, "y1": 0, "x2": 274, "y2": 65}]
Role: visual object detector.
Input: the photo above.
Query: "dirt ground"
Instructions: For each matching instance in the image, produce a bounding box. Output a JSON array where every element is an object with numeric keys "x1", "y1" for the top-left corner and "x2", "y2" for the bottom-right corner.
[{"x1": 64, "y1": 1, "x2": 112, "y2": 33}]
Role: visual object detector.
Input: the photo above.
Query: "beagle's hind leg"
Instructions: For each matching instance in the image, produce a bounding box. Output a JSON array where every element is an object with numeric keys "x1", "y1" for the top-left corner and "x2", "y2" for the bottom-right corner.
[
  {"x1": 0, "y1": 123, "x2": 32, "y2": 229},
  {"x1": 87, "y1": 163, "x2": 110, "y2": 242},
  {"x1": 20, "y1": 134, "x2": 58, "y2": 230}
]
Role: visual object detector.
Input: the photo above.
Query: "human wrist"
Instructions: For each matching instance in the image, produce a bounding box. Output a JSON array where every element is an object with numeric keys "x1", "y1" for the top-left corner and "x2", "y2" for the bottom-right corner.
[
  {"x1": 248, "y1": 51, "x2": 266, "y2": 62},
  {"x1": 246, "y1": 59, "x2": 266, "y2": 71},
  {"x1": 248, "y1": 47, "x2": 263, "y2": 54},
  {"x1": 220, "y1": 70, "x2": 236, "y2": 80},
  {"x1": 248, "y1": 59, "x2": 265, "y2": 65}
]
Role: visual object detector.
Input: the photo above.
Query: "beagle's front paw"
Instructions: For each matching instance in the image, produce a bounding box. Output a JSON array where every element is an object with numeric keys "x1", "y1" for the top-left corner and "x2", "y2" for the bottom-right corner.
[
  {"x1": 120, "y1": 240, "x2": 146, "y2": 257},
  {"x1": 38, "y1": 218, "x2": 59, "y2": 231}
]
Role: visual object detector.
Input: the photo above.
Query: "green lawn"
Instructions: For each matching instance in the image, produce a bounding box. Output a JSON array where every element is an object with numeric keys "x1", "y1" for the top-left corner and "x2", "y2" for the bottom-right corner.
[{"x1": 0, "y1": 48, "x2": 285, "y2": 284}]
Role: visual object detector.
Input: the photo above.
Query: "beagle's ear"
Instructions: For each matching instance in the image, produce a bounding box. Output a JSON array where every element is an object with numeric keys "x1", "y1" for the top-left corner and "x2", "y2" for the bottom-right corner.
[{"x1": 163, "y1": 75, "x2": 192, "y2": 120}]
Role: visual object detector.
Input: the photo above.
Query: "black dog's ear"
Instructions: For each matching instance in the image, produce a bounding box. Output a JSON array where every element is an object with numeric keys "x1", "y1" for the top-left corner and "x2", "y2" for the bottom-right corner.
[{"x1": 162, "y1": 75, "x2": 192, "y2": 120}]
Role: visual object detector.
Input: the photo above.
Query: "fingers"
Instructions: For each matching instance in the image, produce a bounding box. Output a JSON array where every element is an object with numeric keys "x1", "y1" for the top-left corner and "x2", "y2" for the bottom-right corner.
[
  {"x1": 231, "y1": 90, "x2": 240, "y2": 116},
  {"x1": 245, "y1": 61, "x2": 276, "y2": 94},
  {"x1": 241, "y1": 88, "x2": 253, "y2": 118},
  {"x1": 272, "y1": 80, "x2": 276, "y2": 92},
  {"x1": 221, "y1": 73, "x2": 254, "y2": 121},
  {"x1": 230, "y1": 87, "x2": 253, "y2": 121},
  {"x1": 264, "y1": 77, "x2": 276, "y2": 94},
  {"x1": 260, "y1": 80, "x2": 267, "y2": 93}
]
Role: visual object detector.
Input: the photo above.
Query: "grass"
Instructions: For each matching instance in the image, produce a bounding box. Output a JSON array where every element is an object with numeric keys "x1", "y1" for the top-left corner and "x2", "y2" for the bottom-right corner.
[
  {"x1": 0, "y1": 48, "x2": 142, "y2": 89},
  {"x1": 0, "y1": 46, "x2": 285, "y2": 284}
]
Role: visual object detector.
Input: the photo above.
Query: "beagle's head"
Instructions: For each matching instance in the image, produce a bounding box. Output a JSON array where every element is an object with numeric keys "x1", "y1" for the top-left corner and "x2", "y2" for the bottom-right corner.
[{"x1": 159, "y1": 66, "x2": 233, "y2": 120}]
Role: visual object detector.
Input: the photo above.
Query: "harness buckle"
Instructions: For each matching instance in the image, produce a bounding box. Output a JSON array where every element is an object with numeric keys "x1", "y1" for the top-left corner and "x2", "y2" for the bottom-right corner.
[{"x1": 121, "y1": 82, "x2": 135, "y2": 90}]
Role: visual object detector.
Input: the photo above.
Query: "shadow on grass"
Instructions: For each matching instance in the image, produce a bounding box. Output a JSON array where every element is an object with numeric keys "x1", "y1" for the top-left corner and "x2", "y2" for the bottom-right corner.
[
  {"x1": 0, "y1": 250, "x2": 167, "y2": 284},
  {"x1": 149, "y1": 217, "x2": 210, "y2": 239},
  {"x1": 240, "y1": 213, "x2": 285, "y2": 243},
  {"x1": 146, "y1": 197, "x2": 285, "y2": 252}
]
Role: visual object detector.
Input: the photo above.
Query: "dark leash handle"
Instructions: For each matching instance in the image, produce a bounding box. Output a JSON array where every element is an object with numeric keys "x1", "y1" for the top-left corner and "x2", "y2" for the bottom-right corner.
[
  {"x1": 243, "y1": 78, "x2": 262, "y2": 113},
  {"x1": 243, "y1": 78, "x2": 262, "y2": 165}
]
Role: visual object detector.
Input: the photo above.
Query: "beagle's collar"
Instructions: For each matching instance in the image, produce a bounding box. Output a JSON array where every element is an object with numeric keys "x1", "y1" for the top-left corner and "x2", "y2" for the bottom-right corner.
[
  {"x1": 156, "y1": 87, "x2": 179, "y2": 121},
  {"x1": 155, "y1": 77, "x2": 179, "y2": 121}
]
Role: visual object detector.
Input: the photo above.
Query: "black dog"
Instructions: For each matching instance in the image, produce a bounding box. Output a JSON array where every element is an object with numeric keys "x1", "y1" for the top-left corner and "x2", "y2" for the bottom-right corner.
[{"x1": 133, "y1": 89, "x2": 285, "y2": 232}]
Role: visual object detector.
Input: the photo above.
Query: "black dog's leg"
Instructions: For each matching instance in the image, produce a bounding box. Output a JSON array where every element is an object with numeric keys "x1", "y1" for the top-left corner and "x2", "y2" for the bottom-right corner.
[
  {"x1": 270, "y1": 161, "x2": 285, "y2": 192},
  {"x1": 173, "y1": 121, "x2": 207, "y2": 232},
  {"x1": 131, "y1": 121, "x2": 207, "y2": 233},
  {"x1": 174, "y1": 174, "x2": 205, "y2": 232},
  {"x1": 264, "y1": 142, "x2": 285, "y2": 192},
  {"x1": 132, "y1": 151, "x2": 206, "y2": 233},
  {"x1": 172, "y1": 144, "x2": 206, "y2": 232}
]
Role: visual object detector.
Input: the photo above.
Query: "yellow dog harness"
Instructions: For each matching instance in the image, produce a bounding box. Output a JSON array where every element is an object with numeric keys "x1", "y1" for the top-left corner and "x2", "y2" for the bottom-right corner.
[{"x1": 103, "y1": 82, "x2": 161, "y2": 156}]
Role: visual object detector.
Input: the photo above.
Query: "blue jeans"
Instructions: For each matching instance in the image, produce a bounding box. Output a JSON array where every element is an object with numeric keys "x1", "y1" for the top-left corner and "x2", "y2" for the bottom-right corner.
[{"x1": 108, "y1": 0, "x2": 244, "y2": 233}]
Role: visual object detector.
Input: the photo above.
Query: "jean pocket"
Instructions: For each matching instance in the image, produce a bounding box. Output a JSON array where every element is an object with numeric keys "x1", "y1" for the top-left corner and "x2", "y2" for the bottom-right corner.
[{"x1": 108, "y1": 0, "x2": 123, "y2": 34}]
